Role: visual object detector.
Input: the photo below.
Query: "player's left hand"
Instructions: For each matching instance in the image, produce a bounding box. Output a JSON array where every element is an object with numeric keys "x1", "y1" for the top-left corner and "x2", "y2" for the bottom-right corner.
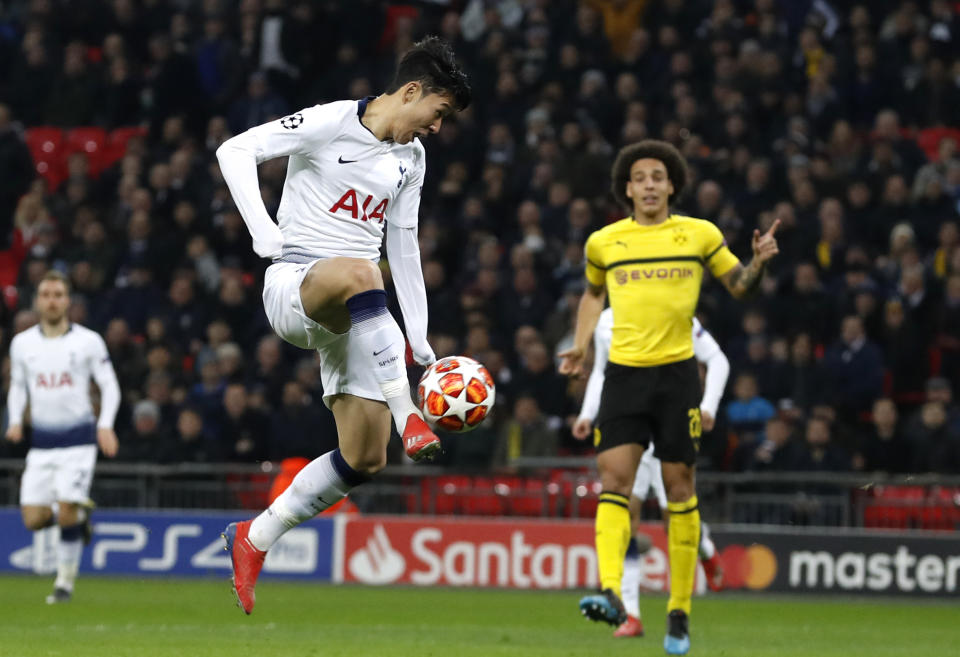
[
  {"x1": 97, "y1": 428, "x2": 119, "y2": 458},
  {"x1": 410, "y1": 341, "x2": 436, "y2": 367},
  {"x1": 752, "y1": 218, "x2": 780, "y2": 265},
  {"x1": 571, "y1": 417, "x2": 592, "y2": 440},
  {"x1": 701, "y1": 409, "x2": 715, "y2": 432}
]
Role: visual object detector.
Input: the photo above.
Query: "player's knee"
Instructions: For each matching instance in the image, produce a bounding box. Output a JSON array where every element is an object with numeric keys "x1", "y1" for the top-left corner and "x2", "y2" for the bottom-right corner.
[
  {"x1": 340, "y1": 260, "x2": 383, "y2": 298},
  {"x1": 22, "y1": 514, "x2": 48, "y2": 531},
  {"x1": 349, "y1": 452, "x2": 387, "y2": 476}
]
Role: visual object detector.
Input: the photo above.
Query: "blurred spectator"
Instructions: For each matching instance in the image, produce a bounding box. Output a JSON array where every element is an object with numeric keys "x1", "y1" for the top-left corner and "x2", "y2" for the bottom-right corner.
[
  {"x1": 856, "y1": 398, "x2": 912, "y2": 474},
  {"x1": 0, "y1": 105, "x2": 34, "y2": 246},
  {"x1": 117, "y1": 400, "x2": 171, "y2": 462},
  {"x1": 822, "y1": 315, "x2": 884, "y2": 424},
  {"x1": 493, "y1": 393, "x2": 558, "y2": 468},
  {"x1": 907, "y1": 401, "x2": 960, "y2": 473},
  {"x1": 725, "y1": 372, "x2": 776, "y2": 442}
]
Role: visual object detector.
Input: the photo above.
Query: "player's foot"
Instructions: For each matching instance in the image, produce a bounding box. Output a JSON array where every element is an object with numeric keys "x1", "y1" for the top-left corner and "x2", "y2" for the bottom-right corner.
[
  {"x1": 613, "y1": 614, "x2": 644, "y2": 637},
  {"x1": 222, "y1": 520, "x2": 266, "y2": 615},
  {"x1": 45, "y1": 587, "x2": 72, "y2": 604},
  {"x1": 402, "y1": 413, "x2": 441, "y2": 462},
  {"x1": 702, "y1": 553, "x2": 724, "y2": 592},
  {"x1": 80, "y1": 499, "x2": 96, "y2": 546},
  {"x1": 664, "y1": 609, "x2": 690, "y2": 655},
  {"x1": 579, "y1": 588, "x2": 627, "y2": 626}
]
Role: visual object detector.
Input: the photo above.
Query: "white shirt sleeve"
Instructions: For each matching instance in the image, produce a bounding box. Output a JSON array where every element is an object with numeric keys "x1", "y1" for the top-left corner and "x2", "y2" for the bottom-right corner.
[
  {"x1": 89, "y1": 334, "x2": 121, "y2": 430},
  {"x1": 216, "y1": 105, "x2": 339, "y2": 259},
  {"x1": 388, "y1": 142, "x2": 425, "y2": 229},
  {"x1": 5, "y1": 336, "x2": 27, "y2": 426},
  {"x1": 692, "y1": 318, "x2": 729, "y2": 418},
  {"x1": 578, "y1": 308, "x2": 613, "y2": 422},
  {"x1": 385, "y1": 223, "x2": 434, "y2": 366}
]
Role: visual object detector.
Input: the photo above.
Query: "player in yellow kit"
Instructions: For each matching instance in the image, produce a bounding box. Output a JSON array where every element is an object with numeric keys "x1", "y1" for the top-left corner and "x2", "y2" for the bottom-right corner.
[{"x1": 559, "y1": 140, "x2": 779, "y2": 655}]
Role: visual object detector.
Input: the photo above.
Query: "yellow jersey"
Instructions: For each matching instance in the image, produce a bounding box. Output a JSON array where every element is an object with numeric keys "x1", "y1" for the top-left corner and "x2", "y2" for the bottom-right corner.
[{"x1": 584, "y1": 215, "x2": 739, "y2": 367}]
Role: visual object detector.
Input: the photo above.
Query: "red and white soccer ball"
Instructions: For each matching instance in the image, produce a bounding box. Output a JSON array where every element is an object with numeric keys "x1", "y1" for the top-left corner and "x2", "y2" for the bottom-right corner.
[{"x1": 417, "y1": 356, "x2": 496, "y2": 433}]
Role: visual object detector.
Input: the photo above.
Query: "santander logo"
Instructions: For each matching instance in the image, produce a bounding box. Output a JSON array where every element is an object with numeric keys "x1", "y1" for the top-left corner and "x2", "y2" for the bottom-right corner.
[
  {"x1": 348, "y1": 524, "x2": 406, "y2": 584},
  {"x1": 341, "y1": 517, "x2": 599, "y2": 589}
]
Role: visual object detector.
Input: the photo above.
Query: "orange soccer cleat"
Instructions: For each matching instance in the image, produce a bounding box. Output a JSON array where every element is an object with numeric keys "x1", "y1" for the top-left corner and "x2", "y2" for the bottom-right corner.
[
  {"x1": 401, "y1": 413, "x2": 442, "y2": 462},
  {"x1": 222, "y1": 520, "x2": 266, "y2": 614},
  {"x1": 613, "y1": 615, "x2": 645, "y2": 638},
  {"x1": 702, "y1": 553, "x2": 725, "y2": 592}
]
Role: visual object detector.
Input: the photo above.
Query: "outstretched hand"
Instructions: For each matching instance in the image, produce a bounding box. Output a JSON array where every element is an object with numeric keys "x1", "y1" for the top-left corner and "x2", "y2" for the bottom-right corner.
[
  {"x1": 558, "y1": 346, "x2": 585, "y2": 379},
  {"x1": 752, "y1": 218, "x2": 780, "y2": 265}
]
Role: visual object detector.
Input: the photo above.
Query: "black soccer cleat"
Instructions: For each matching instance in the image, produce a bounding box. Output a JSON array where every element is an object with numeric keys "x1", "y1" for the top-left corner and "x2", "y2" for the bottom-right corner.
[
  {"x1": 664, "y1": 609, "x2": 691, "y2": 655},
  {"x1": 578, "y1": 588, "x2": 628, "y2": 626}
]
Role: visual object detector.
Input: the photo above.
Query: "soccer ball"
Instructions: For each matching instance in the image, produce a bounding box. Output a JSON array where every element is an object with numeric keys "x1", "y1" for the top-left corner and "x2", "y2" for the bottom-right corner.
[{"x1": 417, "y1": 356, "x2": 496, "y2": 433}]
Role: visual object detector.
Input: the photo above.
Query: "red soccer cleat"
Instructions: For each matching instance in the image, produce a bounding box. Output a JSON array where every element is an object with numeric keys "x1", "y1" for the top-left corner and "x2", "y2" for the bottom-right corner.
[
  {"x1": 702, "y1": 553, "x2": 725, "y2": 592},
  {"x1": 402, "y1": 413, "x2": 441, "y2": 462},
  {"x1": 222, "y1": 520, "x2": 266, "y2": 614},
  {"x1": 613, "y1": 615, "x2": 645, "y2": 638}
]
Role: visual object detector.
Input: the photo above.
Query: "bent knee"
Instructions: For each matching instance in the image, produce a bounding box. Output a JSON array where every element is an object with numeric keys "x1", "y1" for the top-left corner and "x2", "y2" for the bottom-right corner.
[
  {"x1": 351, "y1": 453, "x2": 387, "y2": 477},
  {"x1": 335, "y1": 260, "x2": 383, "y2": 299}
]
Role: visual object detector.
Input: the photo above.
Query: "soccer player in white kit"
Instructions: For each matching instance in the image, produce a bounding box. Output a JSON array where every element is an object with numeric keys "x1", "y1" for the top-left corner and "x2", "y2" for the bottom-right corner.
[
  {"x1": 572, "y1": 308, "x2": 728, "y2": 637},
  {"x1": 4, "y1": 270, "x2": 120, "y2": 604},
  {"x1": 216, "y1": 37, "x2": 471, "y2": 614}
]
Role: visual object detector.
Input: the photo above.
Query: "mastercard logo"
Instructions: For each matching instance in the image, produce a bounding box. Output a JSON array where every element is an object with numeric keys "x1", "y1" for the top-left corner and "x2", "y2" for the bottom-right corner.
[{"x1": 720, "y1": 543, "x2": 778, "y2": 590}]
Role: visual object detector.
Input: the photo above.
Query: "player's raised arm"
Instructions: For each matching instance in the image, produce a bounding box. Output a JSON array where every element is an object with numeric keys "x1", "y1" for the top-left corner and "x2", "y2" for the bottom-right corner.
[
  {"x1": 215, "y1": 105, "x2": 337, "y2": 259},
  {"x1": 719, "y1": 219, "x2": 780, "y2": 299}
]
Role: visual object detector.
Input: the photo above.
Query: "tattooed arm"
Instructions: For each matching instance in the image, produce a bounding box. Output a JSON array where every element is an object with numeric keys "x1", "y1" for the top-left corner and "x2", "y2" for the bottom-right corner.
[{"x1": 721, "y1": 219, "x2": 780, "y2": 299}]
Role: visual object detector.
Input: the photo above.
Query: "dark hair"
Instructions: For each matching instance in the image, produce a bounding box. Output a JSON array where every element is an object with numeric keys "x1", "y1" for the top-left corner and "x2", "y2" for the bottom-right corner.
[
  {"x1": 386, "y1": 36, "x2": 471, "y2": 111},
  {"x1": 610, "y1": 139, "x2": 689, "y2": 210}
]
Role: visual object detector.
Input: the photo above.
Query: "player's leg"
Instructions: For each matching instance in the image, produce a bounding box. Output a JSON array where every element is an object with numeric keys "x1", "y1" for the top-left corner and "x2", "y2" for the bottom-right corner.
[
  {"x1": 298, "y1": 258, "x2": 437, "y2": 459},
  {"x1": 21, "y1": 505, "x2": 55, "y2": 530},
  {"x1": 225, "y1": 394, "x2": 390, "y2": 614},
  {"x1": 580, "y1": 433, "x2": 643, "y2": 626},
  {"x1": 45, "y1": 445, "x2": 97, "y2": 604},
  {"x1": 616, "y1": 493, "x2": 645, "y2": 638},
  {"x1": 656, "y1": 359, "x2": 702, "y2": 655}
]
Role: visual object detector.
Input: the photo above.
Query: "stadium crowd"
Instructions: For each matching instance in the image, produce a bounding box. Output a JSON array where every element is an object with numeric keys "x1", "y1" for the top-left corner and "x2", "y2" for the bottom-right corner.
[{"x1": 0, "y1": 0, "x2": 959, "y2": 476}]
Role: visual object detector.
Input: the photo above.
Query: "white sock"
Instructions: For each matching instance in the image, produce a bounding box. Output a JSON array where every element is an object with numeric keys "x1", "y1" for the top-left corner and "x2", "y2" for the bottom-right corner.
[
  {"x1": 346, "y1": 289, "x2": 421, "y2": 432},
  {"x1": 621, "y1": 538, "x2": 641, "y2": 619},
  {"x1": 55, "y1": 524, "x2": 83, "y2": 592},
  {"x1": 248, "y1": 449, "x2": 366, "y2": 551},
  {"x1": 699, "y1": 521, "x2": 716, "y2": 560}
]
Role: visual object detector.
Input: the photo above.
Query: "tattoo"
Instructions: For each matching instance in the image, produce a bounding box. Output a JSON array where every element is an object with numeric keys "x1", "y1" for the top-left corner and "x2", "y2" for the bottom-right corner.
[{"x1": 729, "y1": 260, "x2": 765, "y2": 297}]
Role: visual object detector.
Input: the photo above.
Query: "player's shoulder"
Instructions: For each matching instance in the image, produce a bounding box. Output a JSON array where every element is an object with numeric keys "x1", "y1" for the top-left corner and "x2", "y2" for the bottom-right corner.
[
  {"x1": 8, "y1": 327, "x2": 37, "y2": 351},
  {"x1": 588, "y1": 217, "x2": 634, "y2": 242},
  {"x1": 68, "y1": 323, "x2": 105, "y2": 345},
  {"x1": 408, "y1": 138, "x2": 426, "y2": 166},
  {"x1": 670, "y1": 214, "x2": 719, "y2": 232}
]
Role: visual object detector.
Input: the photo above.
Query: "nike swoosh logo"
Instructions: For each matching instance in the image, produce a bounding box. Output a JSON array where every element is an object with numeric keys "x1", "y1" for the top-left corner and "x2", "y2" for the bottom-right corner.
[
  {"x1": 373, "y1": 345, "x2": 392, "y2": 356},
  {"x1": 338, "y1": 156, "x2": 357, "y2": 164}
]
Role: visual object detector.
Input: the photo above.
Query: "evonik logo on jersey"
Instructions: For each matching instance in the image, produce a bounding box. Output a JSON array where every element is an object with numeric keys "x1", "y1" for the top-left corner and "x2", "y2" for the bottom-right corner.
[{"x1": 329, "y1": 189, "x2": 389, "y2": 223}]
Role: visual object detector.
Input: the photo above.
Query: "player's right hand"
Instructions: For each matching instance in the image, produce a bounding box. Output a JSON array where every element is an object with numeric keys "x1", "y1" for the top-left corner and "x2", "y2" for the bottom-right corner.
[
  {"x1": 557, "y1": 346, "x2": 585, "y2": 378},
  {"x1": 571, "y1": 417, "x2": 592, "y2": 440},
  {"x1": 5, "y1": 424, "x2": 23, "y2": 443}
]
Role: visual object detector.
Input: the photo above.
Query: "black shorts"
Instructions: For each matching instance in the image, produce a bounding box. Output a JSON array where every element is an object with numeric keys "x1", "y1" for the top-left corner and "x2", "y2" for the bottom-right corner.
[{"x1": 594, "y1": 358, "x2": 702, "y2": 465}]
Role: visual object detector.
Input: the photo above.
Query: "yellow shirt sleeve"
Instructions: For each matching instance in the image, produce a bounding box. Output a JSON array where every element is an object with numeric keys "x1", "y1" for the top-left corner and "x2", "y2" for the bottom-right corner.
[
  {"x1": 702, "y1": 223, "x2": 740, "y2": 278},
  {"x1": 584, "y1": 231, "x2": 606, "y2": 287}
]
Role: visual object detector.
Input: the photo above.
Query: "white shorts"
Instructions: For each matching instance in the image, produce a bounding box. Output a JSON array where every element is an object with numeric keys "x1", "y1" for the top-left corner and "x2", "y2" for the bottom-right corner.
[
  {"x1": 262, "y1": 261, "x2": 384, "y2": 407},
  {"x1": 20, "y1": 444, "x2": 97, "y2": 506},
  {"x1": 632, "y1": 448, "x2": 667, "y2": 509}
]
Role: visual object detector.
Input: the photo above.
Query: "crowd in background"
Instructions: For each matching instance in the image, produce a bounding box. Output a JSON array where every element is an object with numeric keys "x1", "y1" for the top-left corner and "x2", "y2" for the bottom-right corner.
[{"x1": 0, "y1": 0, "x2": 959, "y2": 476}]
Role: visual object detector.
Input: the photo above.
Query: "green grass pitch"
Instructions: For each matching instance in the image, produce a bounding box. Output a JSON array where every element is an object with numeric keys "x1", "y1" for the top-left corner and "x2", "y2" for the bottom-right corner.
[{"x1": 0, "y1": 575, "x2": 954, "y2": 656}]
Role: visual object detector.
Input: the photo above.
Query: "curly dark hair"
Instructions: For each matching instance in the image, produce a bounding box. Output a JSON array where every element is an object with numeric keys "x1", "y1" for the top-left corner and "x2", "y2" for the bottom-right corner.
[
  {"x1": 610, "y1": 139, "x2": 689, "y2": 211},
  {"x1": 386, "y1": 36, "x2": 472, "y2": 111}
]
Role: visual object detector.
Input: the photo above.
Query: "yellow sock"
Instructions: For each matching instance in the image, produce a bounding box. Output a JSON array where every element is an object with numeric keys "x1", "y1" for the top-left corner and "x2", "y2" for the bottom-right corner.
[
  {"x1": 595, "y1": 492, "x2": 631, "y2": 597},
  {"x1": 667, "y1": 495, "x2": 700, "y2": 615}
]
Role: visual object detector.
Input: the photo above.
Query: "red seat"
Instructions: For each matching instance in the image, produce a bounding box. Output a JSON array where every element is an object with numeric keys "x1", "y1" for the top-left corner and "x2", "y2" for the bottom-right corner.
[
  {"x1": 425, "y1": 475, "x2": 471, "y2": 515},
  {"x1": 65, "y1": 127, "x2": 108, "y2": 176},
  {"x1": 24, "y1": 127, "x2": 66, "y2": 189},
  {"x1": 462, "y1": 476, "x2": 505, "y2": 516},
  {"x1": 509, "y1": 478, "x2": 549, "y2": 517},
  {"x1": 106, "y1": 125, "x2": 148, "y2": 166}
]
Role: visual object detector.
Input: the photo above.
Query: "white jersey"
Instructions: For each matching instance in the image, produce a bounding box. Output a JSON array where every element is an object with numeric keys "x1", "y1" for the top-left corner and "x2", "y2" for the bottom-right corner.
[
  {"x1": 217, "y1": 98, "x2": 425, "y2": 263},
  {"x1": 578, "y1": 310, "x2": 730, "y2": 459},
  {"x1": 6, "y1": 324, "x2": 120, "y2": 449}
]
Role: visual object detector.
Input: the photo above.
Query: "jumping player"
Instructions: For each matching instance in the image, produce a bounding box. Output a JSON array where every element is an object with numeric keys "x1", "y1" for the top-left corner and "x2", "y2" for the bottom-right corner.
[{"x1": 215, "y1": 36, "x2": 470, "y2": 614}]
